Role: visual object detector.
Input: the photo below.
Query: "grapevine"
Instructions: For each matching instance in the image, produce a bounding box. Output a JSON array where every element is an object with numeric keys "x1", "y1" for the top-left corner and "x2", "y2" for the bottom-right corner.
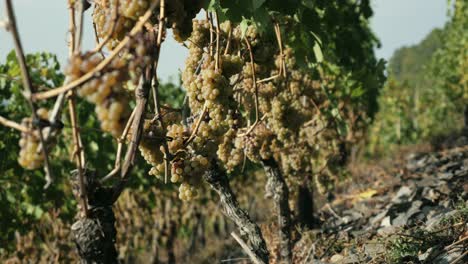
[{"x1": 0, "y1": 0, "x2": 388, "y2": 263}]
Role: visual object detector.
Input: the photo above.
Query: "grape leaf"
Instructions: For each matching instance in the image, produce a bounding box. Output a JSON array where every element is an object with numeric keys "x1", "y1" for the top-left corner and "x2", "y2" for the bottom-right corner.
[{"x1": 252, "y1": 0, "x2": 266, "y2": 10}]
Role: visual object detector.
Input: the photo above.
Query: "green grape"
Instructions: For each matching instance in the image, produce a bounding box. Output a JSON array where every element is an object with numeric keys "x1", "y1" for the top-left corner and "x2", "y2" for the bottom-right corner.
[{"x1": 18, "y1": 115, "x2": 45, "y2": 170}]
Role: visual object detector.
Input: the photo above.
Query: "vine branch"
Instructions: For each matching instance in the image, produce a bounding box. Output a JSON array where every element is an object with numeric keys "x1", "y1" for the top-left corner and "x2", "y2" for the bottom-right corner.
[
  {"x1": 0, "y1": 115, "x2": 29, "y2": 133},
  {"x1": 4, "y1": 0, "x2": 53, "y2": 188},
  {"x1": 151, "y1": 0, "x2": 172, "y2": 184}
]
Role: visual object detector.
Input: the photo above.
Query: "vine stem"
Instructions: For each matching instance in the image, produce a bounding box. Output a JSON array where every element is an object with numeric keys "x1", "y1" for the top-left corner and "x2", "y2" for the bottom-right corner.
[
  {"x1": 32, "y1": 0, "x2": 160, "y2": 101},
  {"x1": 68, "y1": 93, "x2": 88, "y2": 217},
  {"x1": 4, "y1": 0, "x2": 53, "y2": 188},
  {"x1": 101, "y1": 108, "x2": 137, "y2": 182},
  {"x1": 40, "y1": 2, "x2": 77, "y2": 144},
  {"x1": 112, "y1": 0, "x2": 166, "y2": 199},
  {"x1": 112, "y1": 72, "x2": 152, "y2": 202},
  {"x1": 0, "y1": 115, "x2": 29, "y2": 133},
  {"x1": 66, "y1": 0, "x2": 88, "y2": 217},
  {"x1": 151, "y1": 0, "x2": 172, "y2": 184},
  {"x1": 74, "y1": 0, "x2": 85, "y2": 53}
]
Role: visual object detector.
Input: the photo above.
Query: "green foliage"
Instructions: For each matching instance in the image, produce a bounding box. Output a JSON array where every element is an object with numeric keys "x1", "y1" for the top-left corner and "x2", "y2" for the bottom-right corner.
[
  {"x1": 367, "y1": 2, "x2": 467, "y2": 155},
  {"x1": 207, "y1": 0, "x2": 381, "y2": 68},
  {"x1": 158, "y1": 77, "x2": 186, "y2": 108},
  {"x1": 430, "y1": 0, "x2": 468, "y2": 111},
  {"x1": 389, "y1": 28, "x2": 444, "y2": 88},
  {"x1": 0, "y1": 51, "x2": 71, "y2": 251},
  {"x1": 0, "y1": 48, "x2": 189, "y2": 253}
]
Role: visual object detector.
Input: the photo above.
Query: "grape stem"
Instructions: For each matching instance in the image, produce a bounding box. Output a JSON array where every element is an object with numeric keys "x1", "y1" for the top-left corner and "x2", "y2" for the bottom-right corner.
[
  {"x1": 4, "y1": 0, "x2": 54, "y2": 188},
  {"x1": 224, "y1": 27, "x2": 232, "y2": 56},
  {"x1": 214, "y1": 11, "x2": 221, "y2": 72},
  {"x1": 207, "y1": 12, "x2": 214, "y2": 57},
  {"x1": 184, "y1": 103, "x2": 208, "y2": 146},
  {"x1": 238, "y1": 38, "x2": 260, "y2": 137},
  {"x1": 275, "y1": 23, "x2": 287, "y2": 78},
  {"x1": 255, "y1": 23, "x2": 286, "y2": 84},
  {"x1": 32, "y1": 0, "x2": 161, "y2": 101}
]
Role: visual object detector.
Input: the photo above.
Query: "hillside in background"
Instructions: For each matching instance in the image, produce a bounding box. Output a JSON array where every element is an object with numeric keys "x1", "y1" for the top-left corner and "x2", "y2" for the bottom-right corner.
[{"x1": 367, "y1": 8, "x2": 467, "y2": 155}]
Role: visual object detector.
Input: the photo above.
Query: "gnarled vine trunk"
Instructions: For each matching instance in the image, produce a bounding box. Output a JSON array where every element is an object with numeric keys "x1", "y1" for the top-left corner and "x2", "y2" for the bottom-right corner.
[
  {"x1": 262, "y1": 158, "x2": 292, "y2": 264},
  {"x1": 71, "y1": 171, "x2": 119, "y2": 264},
  {"x1": 71, "y1": 207, "x2": 118, "y2": 264},
  {"x1": 204, "y1": 163, "x2": 269, "y2": 263}
]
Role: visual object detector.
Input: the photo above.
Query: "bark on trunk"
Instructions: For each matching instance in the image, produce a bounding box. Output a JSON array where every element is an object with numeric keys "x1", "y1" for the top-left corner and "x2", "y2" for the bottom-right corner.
[
  {"x1": 71, "y1": 171, "x2": 119, "y2": 264},
  {"x1": 71, "y1": 207, "x2": 118, "y2": 264},
  {"x1": 261, "y1": 158, "x2": 292, "y2": 264},
  {"x1": 204, "y1": 164, "x2": 269, "y2": 264}
]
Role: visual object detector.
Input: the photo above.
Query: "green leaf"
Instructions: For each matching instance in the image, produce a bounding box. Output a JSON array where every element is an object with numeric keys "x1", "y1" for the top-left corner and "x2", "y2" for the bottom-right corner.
[
  {"x1": 301, "y1": 0, "x2": 314, "y2": 9},
  {"x1": 351, "y1": 87, "x2": 365, "y2": 98},
  {"x1": 252, "y1": 7, "x2": 270, "y2": 34},
  {"x1": 252, "y1": 0, "x2": 266, "y2": 10},
  {"x1": 240, "y1": 18, "x2": 250, "y2": 38},
  {"x1": 313, "y1": 41, "x2": 324, "y2": 62}
]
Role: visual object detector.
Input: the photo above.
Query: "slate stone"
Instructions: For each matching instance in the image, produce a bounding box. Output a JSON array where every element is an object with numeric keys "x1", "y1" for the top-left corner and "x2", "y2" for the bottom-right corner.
[
  {"x1": 392, "y1": 186, "x2": 413, "y2": 203},
  {"x1": 392, "y1": 200, "x2": 423, "y2": 227}
]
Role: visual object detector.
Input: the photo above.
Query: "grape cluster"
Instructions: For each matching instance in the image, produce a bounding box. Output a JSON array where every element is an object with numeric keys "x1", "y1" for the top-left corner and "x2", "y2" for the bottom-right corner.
[
  {"x1": 17, "y1": 108, "x2": 49, "y2": 170},
  {"x1": 137, "y1": 111, "x2": 212, "y2": 201},
  {"x1": 130, "y1": 19, "x2": 243, "y2": 199},
  {"x1": 181, "y1": 20, "x2": 241, "y2": 159},
  {"x1": 65, "y1": 54, "x2": 131, "y2": 138},
  {"x1": 171, "y1": 154, "x2": 209, "y2": 201},
  {"x1": 93, "y1": 0, "x2": 140, "y2": 45},
  {"x1": 92, "y1": 0, "x2": 203, "y2": 46},
  {"x1": 214, "y1": 23, "x2": 350, "y2": 186},
  {"x1": 168, "y1": 0, "x2": 204, "y2": 43},
  {"x1": 138, "y1": 119, "x2": 165, "y2": 176},
  {"x1": 65, "y1": 35, "x2": 150, "y2": 138}
]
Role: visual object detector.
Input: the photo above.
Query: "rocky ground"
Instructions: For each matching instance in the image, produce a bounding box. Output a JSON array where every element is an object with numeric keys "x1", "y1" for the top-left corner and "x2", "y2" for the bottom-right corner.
[{"x1": 295, "y1": 135, "x2": 468, "y2": 263}]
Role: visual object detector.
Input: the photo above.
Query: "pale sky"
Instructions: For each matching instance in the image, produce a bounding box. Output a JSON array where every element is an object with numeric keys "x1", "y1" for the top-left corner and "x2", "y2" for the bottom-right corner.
[{"x1": 0, "y1": 1, "x2": 450, "y2": 81}]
